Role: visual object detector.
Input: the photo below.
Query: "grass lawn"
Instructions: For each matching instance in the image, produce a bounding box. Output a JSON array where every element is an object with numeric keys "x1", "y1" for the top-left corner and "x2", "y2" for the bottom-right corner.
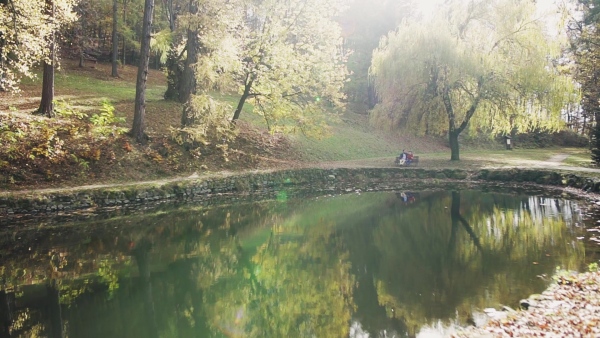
[
  {"x1": 53, "y1": 72, "x2": 166, "y2": 102},
  {"x1": 2, "y1": 59, "x2": 596, "y2": 192},
  {"x1": 563, "y1": 149, "x2": 593, "y2": 167}
]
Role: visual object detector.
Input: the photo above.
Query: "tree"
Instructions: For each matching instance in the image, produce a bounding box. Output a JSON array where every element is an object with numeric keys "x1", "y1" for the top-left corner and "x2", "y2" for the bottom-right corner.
[
  {"x1": 161, "y1": 0, "x2": 182, "y2": 101},
  {"x1": 38, "y1": 0, "x2": 79, "y2": 117},
  {"x1": 37, "y1": 0, "x2": 57, "y2": 117},
  {"x1": 111, "y1": 0, "x2": 119, "y2": 77},
  {"x1": 131, "y1": 0, "x2": 155, "y2": 143},
  {"x1": 179, "y1": 0, "x2": 241, "y2": 126},
  {"x1": 230, "y1": 0, "x2": 347, "y2": 136},
  {"x1": 572, "y1": 0, "x2": 600, "y2": 164},
  {"x1": 178, "y1": 1, "x2": 199, "y2": 106},
  {"x1": 370, "y1": 0, "x2": 577, "y2": 160},
  {"x1": 362, "y1": 191, "x2": 584, "y2": 334},
  {"x1": 0, "y1": 0, "x2": 76, "y2": 93}
]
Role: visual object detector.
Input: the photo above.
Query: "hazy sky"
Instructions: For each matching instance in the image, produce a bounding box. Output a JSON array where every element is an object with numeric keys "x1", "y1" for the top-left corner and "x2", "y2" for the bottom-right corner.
[
  {"x1": 415, "y1": 0, "x2": 561, "y2": 17},
  {"x1": 414, "y1": 0, "x2": 565, "y2": 35}
]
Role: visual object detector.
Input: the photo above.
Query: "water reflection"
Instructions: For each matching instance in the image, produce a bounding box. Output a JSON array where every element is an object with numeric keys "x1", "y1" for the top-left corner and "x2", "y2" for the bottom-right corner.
[{"x1": 0, "y1": 190, "x2": 589, "y2": 337}]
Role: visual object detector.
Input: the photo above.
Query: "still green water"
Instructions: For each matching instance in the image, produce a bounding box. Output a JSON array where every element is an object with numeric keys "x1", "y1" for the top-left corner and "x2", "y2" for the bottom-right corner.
[{"x1": 0, "y1": 189, "x2": 592, "y2": 337}]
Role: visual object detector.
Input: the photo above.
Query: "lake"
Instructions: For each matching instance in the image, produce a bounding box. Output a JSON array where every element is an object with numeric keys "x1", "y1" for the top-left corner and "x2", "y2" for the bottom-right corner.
[{"x1": 0, "y1": 188, "x2": 596, "y2": 337}]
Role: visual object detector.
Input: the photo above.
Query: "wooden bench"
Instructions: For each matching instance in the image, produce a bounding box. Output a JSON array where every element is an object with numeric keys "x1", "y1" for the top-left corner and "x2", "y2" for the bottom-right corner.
[{"x1": 395, "y1": 155, "x2": 419, "y2": 166}]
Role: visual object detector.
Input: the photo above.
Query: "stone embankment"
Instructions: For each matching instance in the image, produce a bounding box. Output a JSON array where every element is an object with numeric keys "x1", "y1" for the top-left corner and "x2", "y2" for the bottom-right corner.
[{"x1": 1, "y1": 167, "x2": 599, "y2": 223}]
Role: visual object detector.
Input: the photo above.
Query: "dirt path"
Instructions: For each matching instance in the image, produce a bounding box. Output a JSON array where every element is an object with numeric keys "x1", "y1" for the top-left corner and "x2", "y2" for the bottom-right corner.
[
  {"x1": 3, "y1": 152, "x2": 600, "y2": 198},
  {"x1": 548, "y1": 154, "x2": 570, "y2": 163}
]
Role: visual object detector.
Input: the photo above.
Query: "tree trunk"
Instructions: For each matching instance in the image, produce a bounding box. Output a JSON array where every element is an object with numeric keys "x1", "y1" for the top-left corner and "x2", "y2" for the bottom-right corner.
[
  {"x1": 441, "y1": 76, "x2": 483, "y2": 162},
  {"x1": 178, "y1": 0, "x2": 198, "y2": 104},
  {"x1": 111, "y1": 0, "x2": 119, "y2": 77},
  {"x1": 0, "y1": 0, "x2": 5, "y2": 90},
  {"x1": 449, "y1": 130, "x2": 460, "y2": 161},
  {"x1": 37, "y1": 0, "x2": 55, "y2": 117},
  {"x1": 367, "y1": 81, "x2": 377, "y2": 109},
  {"x1": 122, "y1": 0, "x2": 127, "y2": 67},
  {"x1": 131, "y1": 0, "x2": 155, "y2": 143},
  {"x1": 181, "y1": 103, "x2": 194, "y2": 126},
  {"x1": 78, "y1": 6, "x2": 87, "y2": 68},
  {"x1": 179, "y1": 28, "x2": 198, "y2": 104},
  {"x1": 592, "y1": 110, "x2": 600, "y2": 165},
  {"x1": 0, "y1": 45, "x2": 5, "y2": 91},
  {"x1": 232, "y1": 76, "x2": 254, "y2": 122}
]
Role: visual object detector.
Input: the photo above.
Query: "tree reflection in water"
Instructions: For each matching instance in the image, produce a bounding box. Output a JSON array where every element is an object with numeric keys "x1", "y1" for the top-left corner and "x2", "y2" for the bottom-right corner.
[
  {"x1": 368, "y1": 191, "x2": 585, "y2": 336},
  {"x1": 0, "y1": 190, "x2": 588, "y2": 338}
]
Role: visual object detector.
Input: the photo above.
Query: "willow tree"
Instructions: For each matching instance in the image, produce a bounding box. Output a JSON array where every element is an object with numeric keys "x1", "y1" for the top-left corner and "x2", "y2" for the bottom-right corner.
[
  {"x1": 231, "y1": 0, "x2": 347, "y2": 136},
  {"x1": 370, "y1": 0, "x2": 577, "y2": 160}
]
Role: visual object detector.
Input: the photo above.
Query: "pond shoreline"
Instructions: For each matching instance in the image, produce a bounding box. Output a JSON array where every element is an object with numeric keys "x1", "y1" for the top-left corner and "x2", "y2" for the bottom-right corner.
[
  {"x1": 454, "y1": 270, "x2": 600, "y2": 337},
  {"x1": 2, "y1": 167, "x2": 600, "y2": 337},
  {"x1": 2, "y1": 167, "x2": 600, "y2": 223}
]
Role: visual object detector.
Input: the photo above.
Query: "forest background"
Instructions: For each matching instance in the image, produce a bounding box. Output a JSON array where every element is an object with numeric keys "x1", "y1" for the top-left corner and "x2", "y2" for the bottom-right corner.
[{"x1": 0, "y1": 0, "x2": 598, "y2": 190}]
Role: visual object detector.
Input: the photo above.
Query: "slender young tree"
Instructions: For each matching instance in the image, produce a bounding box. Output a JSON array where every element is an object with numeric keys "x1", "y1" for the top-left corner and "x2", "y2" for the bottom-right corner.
[
  {"x1": 131, "y1": 0, "x2": 154, "y2": 142},
  {"x1": 111, "y1": 0, "x2": 119, "y2": 77},
  {"x1": 370, "y1": 0, "x2": 577, "y2": 160}
]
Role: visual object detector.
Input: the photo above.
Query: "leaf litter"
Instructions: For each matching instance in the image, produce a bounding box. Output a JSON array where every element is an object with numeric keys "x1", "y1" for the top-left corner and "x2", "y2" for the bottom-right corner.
[{"x1": 453, "y1": 271, "x2": 600, "y2": 337}]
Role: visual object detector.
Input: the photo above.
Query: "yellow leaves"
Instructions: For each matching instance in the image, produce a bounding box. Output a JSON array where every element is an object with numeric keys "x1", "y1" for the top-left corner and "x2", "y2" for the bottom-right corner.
[
  {"x1": 370, "y1": 0, "x2": 576, "y2": 139},
  {"x1": 228, "y1": 0, "x2": 347, "y2": 135},
  {"x1": 146, "y1": 149, "x2": 164, "y2": 164},
  {"x1": 0, "y1": 0, "x2": 78, "y2": 91},
  {"x1": 82, "y1": 148, "x2": 102, "y2": 161}
]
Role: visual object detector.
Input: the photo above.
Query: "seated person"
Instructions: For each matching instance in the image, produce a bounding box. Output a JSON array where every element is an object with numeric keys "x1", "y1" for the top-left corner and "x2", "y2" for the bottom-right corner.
[
  {"x1": 406, "y1": 151, "x2": 414, "y2": 165},
  {"x1": 396, "y1": 150, "x2": 407, "y2": 164}
]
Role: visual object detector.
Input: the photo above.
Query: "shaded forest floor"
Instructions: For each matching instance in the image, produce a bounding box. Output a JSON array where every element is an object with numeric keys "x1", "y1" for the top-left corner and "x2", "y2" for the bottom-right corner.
[{"x1": 0, "y1": 60, "x2": 594, "y2": 192}]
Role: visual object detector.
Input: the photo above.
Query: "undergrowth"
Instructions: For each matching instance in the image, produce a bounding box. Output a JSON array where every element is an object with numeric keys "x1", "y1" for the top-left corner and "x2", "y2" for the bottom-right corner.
[{"x1": 0, "y1": 100, "x2": 126, "y2": 184}]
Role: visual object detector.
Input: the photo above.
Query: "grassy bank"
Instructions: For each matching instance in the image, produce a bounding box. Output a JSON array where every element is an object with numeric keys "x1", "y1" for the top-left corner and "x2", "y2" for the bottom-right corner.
[{"x1": 0, "y1": 60, "x2": 594, "y2": 191}]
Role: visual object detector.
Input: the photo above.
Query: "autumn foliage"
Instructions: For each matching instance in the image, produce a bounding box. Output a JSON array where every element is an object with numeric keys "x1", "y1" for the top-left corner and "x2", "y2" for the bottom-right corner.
[{"x1": 0, "y1": 102, "x2": 125, "y2": 184}]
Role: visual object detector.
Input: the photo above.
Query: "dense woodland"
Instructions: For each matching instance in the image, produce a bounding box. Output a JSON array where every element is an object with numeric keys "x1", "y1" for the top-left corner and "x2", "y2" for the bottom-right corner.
[{"x1": 0, "y1": 0, "x2": 599, "y2": 186}]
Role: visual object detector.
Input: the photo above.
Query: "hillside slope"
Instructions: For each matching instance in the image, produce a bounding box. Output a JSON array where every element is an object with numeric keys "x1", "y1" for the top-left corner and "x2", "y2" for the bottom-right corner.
[{"x1": 0, "y1": 60, "x2": 444, "y2": 190}]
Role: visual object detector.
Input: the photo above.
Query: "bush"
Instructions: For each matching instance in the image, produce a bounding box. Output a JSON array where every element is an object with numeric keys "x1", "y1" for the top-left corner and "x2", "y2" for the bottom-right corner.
[
  {"x1": 0, "y1": 102, "x2": 124, "y2": 185},
  {"x1": 512, "y1": 130, "x2": 588, "y2": 148}
]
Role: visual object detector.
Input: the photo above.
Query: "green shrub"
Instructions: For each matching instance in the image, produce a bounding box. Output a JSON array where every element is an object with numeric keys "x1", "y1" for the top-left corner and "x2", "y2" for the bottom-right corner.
[{"x1": 90, "y1": 100, "x2": 127, "y2": 136}]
